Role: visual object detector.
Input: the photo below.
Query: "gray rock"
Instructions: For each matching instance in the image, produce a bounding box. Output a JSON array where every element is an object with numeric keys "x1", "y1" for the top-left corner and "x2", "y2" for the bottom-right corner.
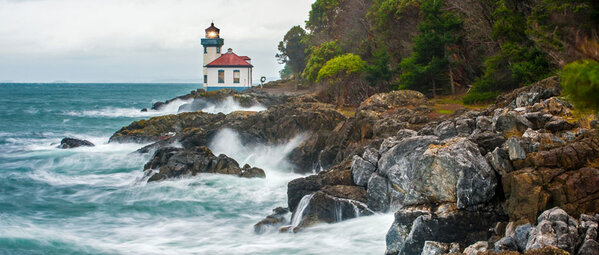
[
  {"x1": 495, "y1": 111, "x2": 532, "y2": 134},
  {"x1": 456, "y1": 119, "x2": 475, "y2": 136},
  {"x1": 378, "y1": 136, "x2": 496, "y2": 209},
  {"x1": 516, "y1": 92, "x2": 540, "y2": 107},
  {"x1": 367, "y1": 174, "x2": 389, "y2": 212},
  {"x1": 494, "y1": 236, "x2": 518, "y2": 252},
  {"x1": 363, "y1": 147, "x2": 380, "y2": 166},
  {"x1": 470, "y1": 131, "x2": 506, "y2": 155},
  {"x1": 386, "y1": 208, "x2": 501, "y2": 255},
  {"x1": 396, "y1": 129, "x2": 418, "y2": 140},
  {"x1": 505, "y1": 137, "x2": 527, "y2": 161},
  {"x1": 476, "y1": 116, "x2": 494, "y2": 132},
  {"x1": 418, "y1": 126, "x2": 436, "y2": 136},
  {"x1": 379, "y1": 136, "x2": 400, "y2": 155},
  {"x1": 434, "y1": 121, "x2": 457, "y2": 140},
  {"x1": 351, "y1": 155, "x2": 376, "y2": 187},
  {"x1": 486, "y1": 147, "x2": 514, "y2": 176},
  {"x1": 513, "y1": 223, "x2": 532, "y2": 252},
  {"x1": 579, "y1": 214, "x2": 598, "y2": 242},
  {"x1": 385, "y1": 208, "x2": 430, "y2": 255},
  {"x1": 526, "y1": 207, "x2": 579, "y2": 254},
  {"x1": 578, "y1": 239, "x2": 599, "y2": 255},
  {"x1": 421, "y1": 241, "x2": 460, "y2": 255}
]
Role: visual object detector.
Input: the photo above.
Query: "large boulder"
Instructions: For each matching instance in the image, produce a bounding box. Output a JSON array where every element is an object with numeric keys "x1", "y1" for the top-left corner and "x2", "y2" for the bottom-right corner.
[
  {"x1": 143, "y1": 146, "x2": 265, "y2": 182},
  {"x1": 378, "y1": 136, "x2": 497, "y2": 209},
  {"x1": 253, "y1": 207, "x2": 289, "y2": 234},
  {"x1": 57, "y1": 137, "x2": 95, "y2": 149}
]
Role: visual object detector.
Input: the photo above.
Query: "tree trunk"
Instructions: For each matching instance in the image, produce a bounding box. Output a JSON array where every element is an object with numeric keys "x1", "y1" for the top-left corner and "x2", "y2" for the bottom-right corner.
[
  {"x1": 449, "y1": 68, "x2": 455, "y2": 94},
  {"x1": 432, "y1": 79, "x2": 437, "y2": 98}
]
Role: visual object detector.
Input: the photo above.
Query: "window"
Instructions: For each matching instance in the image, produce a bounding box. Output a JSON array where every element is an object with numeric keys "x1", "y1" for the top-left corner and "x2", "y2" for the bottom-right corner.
[
  {"x1": 218, "y1": 70, "x2": 225, "y2": 83},
  {"x1": 204, "y1": 75, "x2": 207, "y2": 84},
  {"x1": 233, "y1": 70, "x2": 240, "y2": 84}
]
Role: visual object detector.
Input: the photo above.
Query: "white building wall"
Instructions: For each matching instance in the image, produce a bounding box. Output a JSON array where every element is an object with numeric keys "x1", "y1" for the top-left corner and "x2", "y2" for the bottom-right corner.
[{"x1": 206, "y1": 67, "x2": 252, "y2": 88}]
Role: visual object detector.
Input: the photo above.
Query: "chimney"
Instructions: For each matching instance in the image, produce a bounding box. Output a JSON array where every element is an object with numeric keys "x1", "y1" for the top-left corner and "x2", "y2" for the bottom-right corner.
[{"x1": 227, "y1": 48, "x2": 233, "y2": 53}]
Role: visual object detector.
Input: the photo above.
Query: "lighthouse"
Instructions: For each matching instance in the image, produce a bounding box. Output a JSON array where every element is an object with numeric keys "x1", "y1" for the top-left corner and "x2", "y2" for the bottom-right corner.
[{"x1": 201, "y1": 22, "x2": 253, "y2": 91}]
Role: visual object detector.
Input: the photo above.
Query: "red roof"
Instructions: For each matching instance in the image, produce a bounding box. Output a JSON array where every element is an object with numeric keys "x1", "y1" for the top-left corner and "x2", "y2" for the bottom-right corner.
[
  {"x1": 240, "y1": 56, "x2": 251, "y2": 61},
  {"x1": 206, "y1": 52, "x2": 253, "y2": 67}
]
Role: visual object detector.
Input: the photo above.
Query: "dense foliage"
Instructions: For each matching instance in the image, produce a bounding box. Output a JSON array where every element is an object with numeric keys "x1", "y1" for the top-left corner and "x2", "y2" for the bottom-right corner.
[{"x1": 277, "y1": 0, "x2": 598, "y2": 106}]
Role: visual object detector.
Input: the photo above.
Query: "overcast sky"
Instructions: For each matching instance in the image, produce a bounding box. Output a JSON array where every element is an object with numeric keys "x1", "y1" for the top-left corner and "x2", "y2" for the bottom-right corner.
[{"x1": 0, "y1": 0, "x2": 313, "y2": 83}]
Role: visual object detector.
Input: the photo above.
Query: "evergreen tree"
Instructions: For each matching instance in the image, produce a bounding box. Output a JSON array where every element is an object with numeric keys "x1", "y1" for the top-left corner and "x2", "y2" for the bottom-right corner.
[
  {"x1": 398, "y1": 0, "x2": 462, "y2": 97},
  {"x1": 276, "y1": 26, "x2": 308, "y2": 78}
]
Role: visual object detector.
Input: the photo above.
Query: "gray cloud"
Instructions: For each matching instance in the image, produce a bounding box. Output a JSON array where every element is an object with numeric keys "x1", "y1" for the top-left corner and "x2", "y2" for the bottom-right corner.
[{"x1": 0, "y1": 0, "x2": 313, "y2": 82}]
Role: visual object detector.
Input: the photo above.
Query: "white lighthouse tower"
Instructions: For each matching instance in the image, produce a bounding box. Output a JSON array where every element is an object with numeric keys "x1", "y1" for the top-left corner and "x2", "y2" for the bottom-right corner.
[{"x1": 201, "y1": 22, "x2": 253, "y2": 91}]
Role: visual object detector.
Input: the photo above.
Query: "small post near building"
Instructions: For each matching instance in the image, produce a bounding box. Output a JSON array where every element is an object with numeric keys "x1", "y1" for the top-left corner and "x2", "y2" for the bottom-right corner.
[{"x1": 201, "y1": 22, "x2": 254, "y2": 91}]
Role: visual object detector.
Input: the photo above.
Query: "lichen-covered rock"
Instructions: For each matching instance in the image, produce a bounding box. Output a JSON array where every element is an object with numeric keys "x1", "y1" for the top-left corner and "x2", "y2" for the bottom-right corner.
[
  {"x1": 456, "y1": 118, "x2": 475, "y2": 136},
  {"x1": 545, "y1": 117, "x2": 574, "y2": 132},
  {"x1": 143, "y1": 146, "x2": 265, "y2": 182},
  {"x1": 463, "y1": 241, "x2": 489, "y2": 255},
  {"x1": 526, "y1": 207, "x2": 579, "y2": 254},
  {"x1": 378, "y1": 136, "x2": 497, "y2": 209},
  {"x1": 513, "y1": 223, "x2": 532, "y2": 252},
  {"x1": 358, "y1": 90, "x2": 428, "y2": 111},
  {"x1": 495, "y1": 236, "x2": 519, "y2": 252}
]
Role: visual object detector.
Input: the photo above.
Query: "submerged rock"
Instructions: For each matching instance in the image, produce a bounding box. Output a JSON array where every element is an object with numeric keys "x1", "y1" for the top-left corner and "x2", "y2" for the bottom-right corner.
[
  {"x1": 254, "y1": 207, "x2": 290, "y2": 234},
  {"x1": 57, "y1": 137, "x2": 95, "y2": 149},
  {"x1": 143, "y1": 146, "x2": 265, "y2": 182}
]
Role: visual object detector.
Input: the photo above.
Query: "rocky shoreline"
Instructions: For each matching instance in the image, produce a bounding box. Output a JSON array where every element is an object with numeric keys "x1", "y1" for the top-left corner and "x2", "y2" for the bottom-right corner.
[{"x1": 110, "y1": 78, "x2": 598, "y2": 254}]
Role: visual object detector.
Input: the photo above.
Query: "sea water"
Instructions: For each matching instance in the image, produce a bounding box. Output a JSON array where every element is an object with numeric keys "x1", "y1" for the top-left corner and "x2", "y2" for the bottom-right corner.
[{"x1": 0, "y1": 83, "x2": 393, "y2": 255}]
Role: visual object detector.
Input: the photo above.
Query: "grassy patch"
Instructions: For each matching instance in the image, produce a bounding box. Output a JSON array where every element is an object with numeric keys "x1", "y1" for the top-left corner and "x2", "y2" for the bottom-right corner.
[
  {"x1": 436, "y1": 109, "x2": 454, "y2": 115},
  {"x1": 336, "y1": 107, "x2": 356, "y2": 118}
]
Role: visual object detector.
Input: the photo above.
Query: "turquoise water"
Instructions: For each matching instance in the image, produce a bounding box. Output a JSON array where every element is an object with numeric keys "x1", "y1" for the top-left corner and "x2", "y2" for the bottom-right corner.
[{"x1": 0, "y1": 83, "x2": 392, "y2": 254}]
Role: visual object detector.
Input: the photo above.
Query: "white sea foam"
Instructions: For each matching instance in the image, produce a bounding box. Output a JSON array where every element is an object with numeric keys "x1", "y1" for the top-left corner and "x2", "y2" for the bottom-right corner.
[
  {"x1": 198, "y1": 97, "x2": 267, "y2": 114},
  {"x1": 1, "y1": 124, "x2": 391, "y2": 255},
  {"x1": 63, "y1": 96, "x2": 266, "y2": 118}
]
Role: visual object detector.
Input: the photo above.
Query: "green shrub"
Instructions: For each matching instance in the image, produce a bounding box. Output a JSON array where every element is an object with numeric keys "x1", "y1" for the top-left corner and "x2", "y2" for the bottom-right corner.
[
  {"x1": 317, "y1": 53, "x2": 367, "y2": 82},
  {"x1": 560, "y1": 59, "x2": 599, "y2": 113},
  {"x1": 303, "y1": 41, "x2": 343, "y2": 83}
]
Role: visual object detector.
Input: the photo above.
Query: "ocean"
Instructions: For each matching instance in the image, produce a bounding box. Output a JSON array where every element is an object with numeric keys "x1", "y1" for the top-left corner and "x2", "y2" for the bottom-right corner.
[{"x1": 0, "y1": 83, "x2": 392, "y2": 255}]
